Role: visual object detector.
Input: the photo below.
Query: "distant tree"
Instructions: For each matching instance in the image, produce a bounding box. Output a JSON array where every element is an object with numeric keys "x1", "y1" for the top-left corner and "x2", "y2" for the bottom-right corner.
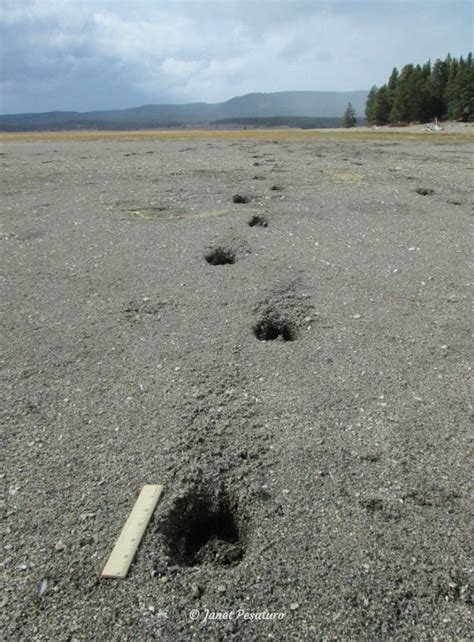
[
  {"x1": 445, "y1": 56, "x2": 460, "y2": 119},
  {"x1": 342, "y1": 102, "x2": 357, "y2": 127},
  {"x1": 373, "y1": 86, "x2": 390, "y2": 125},
  {"x1": 365, "y1": 86, "x2": 378, "y2": 125},
  {"x1": 453, "y1": 53, "x2": 474, "y2": 120},
  {"x1": 390, "y1": 64, "x2": 414, "y2": 123},
  {"x1": 387, "y1": 67, "x2": 399, "y2": 115},
  {"x1": 429, "y1": 58, "x2": 449, "y2": 118}
]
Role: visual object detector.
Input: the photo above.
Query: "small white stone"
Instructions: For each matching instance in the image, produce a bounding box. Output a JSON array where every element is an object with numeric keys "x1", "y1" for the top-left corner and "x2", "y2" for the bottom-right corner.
[{"x1": 290, "y1": 603, "x2": 299, "y2": 610}]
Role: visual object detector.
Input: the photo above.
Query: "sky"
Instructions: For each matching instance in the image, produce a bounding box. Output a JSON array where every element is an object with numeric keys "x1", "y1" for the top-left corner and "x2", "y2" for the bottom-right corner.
[{"x1": 0, "y1": 0, "x2": 472, "y2": 114}]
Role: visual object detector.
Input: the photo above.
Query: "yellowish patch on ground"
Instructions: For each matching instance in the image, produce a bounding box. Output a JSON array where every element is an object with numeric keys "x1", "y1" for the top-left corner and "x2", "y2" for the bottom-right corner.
[
  {"x1": 126, "y1": 208, "x2": 231, "y2": 221},
  {"x1": 1, "y1": 128, "x2": 473, "y2": 143},
  {"x1": 318, "y1": 167, "x2": 363, "y2": 182}
]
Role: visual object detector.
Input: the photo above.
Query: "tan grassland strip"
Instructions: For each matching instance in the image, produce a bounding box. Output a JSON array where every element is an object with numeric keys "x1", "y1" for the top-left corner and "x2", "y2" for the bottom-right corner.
[{"x1": 1, "y1": 129, "x2": 473, "y2": 143}]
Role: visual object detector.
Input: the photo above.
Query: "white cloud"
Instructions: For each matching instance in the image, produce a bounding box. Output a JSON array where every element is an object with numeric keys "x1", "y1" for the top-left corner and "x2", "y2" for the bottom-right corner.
[{"x1": 0, "y1": 0, "x2": 472, "y2": 112}]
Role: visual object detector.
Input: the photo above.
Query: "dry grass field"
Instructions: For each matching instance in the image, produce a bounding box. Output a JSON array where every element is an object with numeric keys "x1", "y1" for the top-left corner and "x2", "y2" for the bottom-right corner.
[{"x1": 1, "y1": 125, "x2": 473, "y2": 144}]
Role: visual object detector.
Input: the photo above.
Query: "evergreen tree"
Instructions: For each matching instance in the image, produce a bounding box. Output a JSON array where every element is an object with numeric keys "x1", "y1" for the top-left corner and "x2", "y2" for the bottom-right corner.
[
  {"x1": 407, "y1": 64, "x2": 430, "y2": 121},
  {"x1": 445, "y1": 56, "x2": 460, "y2": 119},
  {"x1": 390, "y1": 64, "x2": 414, "y2": 123},
  {"x1": 374, "y1": 86, "x2": 390, "y2": 125},
  {"x1": 365, "y1": 86, "x2": 378, "y2": 125},
  {"x1": 387, "y1": 67, "x2": 399, "y2": 115},
  {"x1": 342, "y1": 102, "x2": 357, "y2": 127},
  {"x1": 455, "y1": 53, "x2": 474, "y2": 120},
  {"x1": 429, "y1": 58, "x2": 449, "y2": 118}
]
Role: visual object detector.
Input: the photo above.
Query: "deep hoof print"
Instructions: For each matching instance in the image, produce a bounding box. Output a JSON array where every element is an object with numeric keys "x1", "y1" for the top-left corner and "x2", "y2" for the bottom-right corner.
[
  {"x1": 270, "y1": 185, "x2": 283, "y2": 191},
  {"x1": 204, "y1": 246, "x2": 236, "y2": 265},
  {"x1": 248, "y1": 214, "x2": 268, "y2": 228},
  {"x1": 416, "y1": 187, "x2": 435, "y2": 196},
  {"x1": 161, "y1": 490, "x2": 246, "y2": 568},
  {"x1": 252, "y1": 287, "x2": 313, "y2": 343},
  {"x1": 232, "y1": 194, "x2": 250, "y2": 204},
  {"x1": 253, "y1": 315, "x2": 296, "y2": 341}
]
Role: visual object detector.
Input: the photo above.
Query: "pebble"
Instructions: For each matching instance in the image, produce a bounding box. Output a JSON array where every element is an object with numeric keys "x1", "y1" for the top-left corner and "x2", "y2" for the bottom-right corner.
[
  {"x1": 38, "y1": 579, "x2": 48, "y2": 598},
  {"x1": 217, "y1": 585, "x2": 226, "y2": 593},
  {"x1": 54, "y1": 540, "x2": 65, "y2": 551},
  {"x1": 79, "y1": 512, "x2": 95, "y2": 521},
  {"x1": 290, "y1": 602, "x2": 299, "y2": 610}
]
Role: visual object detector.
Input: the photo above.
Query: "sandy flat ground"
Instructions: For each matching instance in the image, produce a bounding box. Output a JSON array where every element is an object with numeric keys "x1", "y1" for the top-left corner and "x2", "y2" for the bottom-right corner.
[{"x1": 1, "y1": 131, "x2": 473, "y2": 640}]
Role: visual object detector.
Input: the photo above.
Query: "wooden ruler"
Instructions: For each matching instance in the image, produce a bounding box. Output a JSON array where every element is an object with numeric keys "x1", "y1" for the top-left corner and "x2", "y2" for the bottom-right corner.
[{"x1": 101, "y1": 484, "x2": 163, "y2": 579}]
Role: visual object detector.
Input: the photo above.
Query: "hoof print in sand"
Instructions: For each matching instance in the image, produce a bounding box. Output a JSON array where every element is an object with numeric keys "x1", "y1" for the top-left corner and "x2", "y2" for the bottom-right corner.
[
  {"x1": 232, "y1": 194, "x2": 250, "y2": 204},
  {"x1": 248, "y1": 214, "x2": 268, "y2": 228},
  {"x1": 360, "y1": 497, "x2": 401, "y2": 522},
  {"x1": 122, "y1": 299, "x2": 163, "y2": 321},
  {"x1": 204, "y1": 246, "x2": 236, "y2": 266},
  {"x1": 253, "y1": 314, "x2": 296, "y2": 342},
  {"x1": 253, "y1": 288, "x2": 313, "y2": 342},
  {"x1": 161, "y1": 490, "x2": 245, "y2": 567},
  {"x1": 415, "y1": 187, "x2": 434, "y2": 196},
  {"x1": 204, "y1": 239, "x2": 249, "y2": 266}
]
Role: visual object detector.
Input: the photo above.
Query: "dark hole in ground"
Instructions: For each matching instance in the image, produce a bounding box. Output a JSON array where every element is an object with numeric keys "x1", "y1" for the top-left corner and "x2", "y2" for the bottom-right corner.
[
  {"x1": 248, "y1": 215, "x2": 268, "y2": 228},
  {"x1": 416, "y1": 187, "x2": 435, "y2": 195},
  {"x1": 270, "y1": 185, "x2": 283, "y2": 191},
  {"x1": 161, "y1": 492, "x2": 245, "y2": 567},
  {"x1": 204, "y1": 247, "x2": 236, "y2": 265},
  {"x1": 233, "y1": 194, "x2": 250, "y2": 204},
  {"x1": 253, "y1": 316, "x2": 296, "y2": 341}
]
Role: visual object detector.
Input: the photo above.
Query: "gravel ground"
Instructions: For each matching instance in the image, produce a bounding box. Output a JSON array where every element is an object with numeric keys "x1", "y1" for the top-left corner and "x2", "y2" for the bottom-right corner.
[{"x1": 1, "y1": 133, "x2": 473, "y2": 641}]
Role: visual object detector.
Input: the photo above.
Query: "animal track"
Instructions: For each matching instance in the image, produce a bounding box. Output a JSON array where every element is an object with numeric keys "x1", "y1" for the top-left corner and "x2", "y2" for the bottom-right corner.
[
  {"x1": 160, "y1": 488, "x2": 246, "y2": 567},
  {"x1": 416, "y1": 187, "x2": 435, "y2": 196},
  {"x1": 248, "y1": 214, "x2": 268, "y2": 227},
  {"x1": 122, "y1": 299, "x2": 164, "y2": 320},
  {"x1": 233, "y1": 194, "x2": 250, "y2": 204},
  {"x1": 252, "y1": 286, "x2": 313, "y2": 342},
  {"x1": 204, "y1": 246, "x2": 236, "y2": 265},
  {"x1": 253, "y1": 314, "x2": 296, "y2": 341}
]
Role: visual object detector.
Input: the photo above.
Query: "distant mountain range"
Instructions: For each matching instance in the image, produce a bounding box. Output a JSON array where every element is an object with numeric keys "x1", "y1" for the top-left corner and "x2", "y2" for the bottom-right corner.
[{"x1": 0, "y1": 90, "x2": 368, "y2": 131}]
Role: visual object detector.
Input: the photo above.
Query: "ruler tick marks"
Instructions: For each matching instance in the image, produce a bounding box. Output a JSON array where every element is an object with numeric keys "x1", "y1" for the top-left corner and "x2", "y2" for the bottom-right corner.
[{"x1": 101, "y1": 484, "x2": 163, "y2": 579}]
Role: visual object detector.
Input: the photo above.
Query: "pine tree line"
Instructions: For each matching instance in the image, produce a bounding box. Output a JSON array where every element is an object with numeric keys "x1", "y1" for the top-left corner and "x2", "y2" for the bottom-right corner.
[{"x1": 365, "y1": 53, "x2": 473, "y2": 125}]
